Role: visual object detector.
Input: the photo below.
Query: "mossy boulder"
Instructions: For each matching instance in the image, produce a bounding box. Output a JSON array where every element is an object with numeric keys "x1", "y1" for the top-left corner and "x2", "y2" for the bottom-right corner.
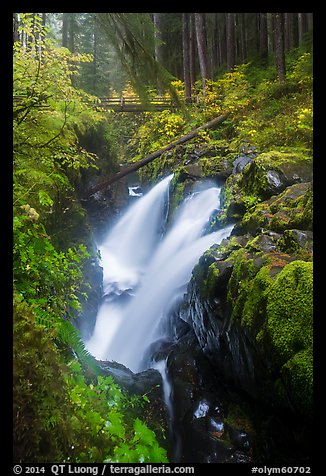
[
  {"x1": 239, "y1": 150, "x2": 312, "y2": 200},
  {"x1": 219, "y1": 149, "x2": 312, "y2": 224},
  {"x1": 258, "y1": 260, "x2": 313, "y2": 417},
  {"x1": 182, "y1": 234, "x2": 313, "y2": 420},
  {"x1": 233, "y1": 182, "x2": 313, "y2": 237}
]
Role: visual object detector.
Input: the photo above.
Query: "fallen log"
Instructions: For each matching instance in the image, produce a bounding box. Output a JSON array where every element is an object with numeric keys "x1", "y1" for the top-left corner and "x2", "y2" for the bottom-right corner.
[{"x1": 86, "y1": 112, "x2": 229, "y2": 196}]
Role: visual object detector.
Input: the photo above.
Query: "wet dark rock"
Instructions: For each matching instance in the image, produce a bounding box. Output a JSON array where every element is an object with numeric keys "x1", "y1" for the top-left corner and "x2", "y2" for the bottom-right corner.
[
  {"x1": 227, "y1": 426, "x2": 251, "y2": 450},
  {"x1": 191, "y1": 398, "x2": 212, "y2": 419},
  {"x1": 208, "y1": 417, "x2": 225, "y2": 435},
  {"x1": 266, "y1": 169, "x2": 287, "y2": 195},
  {"x1": 145, "y1": 338, "x2": 175, "y2": 363},
  {"x1": 278, "y1": 229, "x2": 313, "y2": 254},
  {"x1": 83, "y1": 178, "x2": 129, "y2": 243},
  {"x1": 75, "y1": 257, "x2": 103, "y2": 340},
  {"x1": 165, "y1": 327, "x2": 253, "y2": 463},
  {"x1": 97, "y1": 359, "x2": 163, "y2": 398},
  {"x1": 183, "y1": 163, "x2": 204, "y2": 178},
  {"x1": 232, "y1": 155, "x2": 253, "y2": 174}
]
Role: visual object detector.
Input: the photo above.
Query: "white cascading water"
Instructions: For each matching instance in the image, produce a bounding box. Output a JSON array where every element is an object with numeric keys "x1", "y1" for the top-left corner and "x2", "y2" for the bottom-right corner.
[{"x1": 86, "y1": 174, "x2": 233, "y2": 373}]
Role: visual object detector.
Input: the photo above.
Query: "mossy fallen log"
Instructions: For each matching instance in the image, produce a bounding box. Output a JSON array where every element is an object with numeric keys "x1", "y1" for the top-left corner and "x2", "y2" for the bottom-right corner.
[{"x1": 86, "y1": 113, "x2": 229, "y2": 196}]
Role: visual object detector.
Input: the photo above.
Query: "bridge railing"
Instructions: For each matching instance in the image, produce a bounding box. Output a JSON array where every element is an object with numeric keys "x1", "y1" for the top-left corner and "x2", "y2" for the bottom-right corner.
[
  {"x1": 13, "y1": 94, "x2": 183, "y2": 112},
  {"x1": 94, "y1": 96, "x2": 176, "y2": 110}
]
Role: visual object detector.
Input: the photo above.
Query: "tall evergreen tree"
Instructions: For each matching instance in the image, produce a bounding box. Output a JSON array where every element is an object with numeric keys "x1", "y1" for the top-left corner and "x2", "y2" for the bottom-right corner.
[
  {"x1": 273, "y1": 12, "x2": 286, "y2": 82},
  {"x1": 182, "y1": 13, "x2": 192, "y2": 101},
  {"x1": 226, "y1": 12, "x2": 235, "y2": 71},
  {"x1": 194, "y1": 13, "x2": 208, "y2": 95}
]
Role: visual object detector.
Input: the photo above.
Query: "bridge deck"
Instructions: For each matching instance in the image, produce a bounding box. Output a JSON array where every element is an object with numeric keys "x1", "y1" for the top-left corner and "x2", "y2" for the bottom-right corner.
[
  {"x1": 13, "y1": 95, "x2": 180, "y2": 113},
  {"x1": 95, "y1": 96, "x2": 176, "y2": 112}
]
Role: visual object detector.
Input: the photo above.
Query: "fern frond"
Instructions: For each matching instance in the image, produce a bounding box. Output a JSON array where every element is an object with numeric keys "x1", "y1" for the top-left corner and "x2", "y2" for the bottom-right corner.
[{"x1": 58, "y1": 319, "x2": 100, "y2": 376}]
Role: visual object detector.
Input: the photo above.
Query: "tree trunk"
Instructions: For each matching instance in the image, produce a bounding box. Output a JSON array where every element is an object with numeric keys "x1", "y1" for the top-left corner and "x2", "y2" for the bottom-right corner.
[
  {"x1": 62, "y1": 13, "x2": 69, "y2": 47},
  {"x1": 259, "y1": 12, "x2": 268, "y2": 61},
  {"x1": 182, "y1": 13, "x2": 192, "y2": 102},
  {"x1": 298, "y1": 13, "x2": 308, "y2": 44},
  {"x1": 153, "y1": 13, "x2": 164, "y2": 94},
  {"x1": 226, "y1": 12, "x2": 235, "y2": 71},
  {"x1": 287, "y1": 13, "x2": 299, "y2": 50},
  {"x1": 238, "y1": 13, "x2": 247, "y2": 63},
  {"x1": 195, "y1": 13, "x2": 208, "y2": 95},
  {"x1": 273, "y1": 13, "x2": 286, "y2": 82},
  {"x1": 267, "y1": 12, "x2": 274, "y2": 53},
  {"x1": 13, "y1": 13, "x2": 19, "y2": 44},
  {"x1": 93, "y1": 22, "x2": 98, "y2": 94},
  {"x1": 86, "y1": 113, "x2": 229, "y2": 196},
  {"x1": 189, "y1": 14, "x2": 196, "y2": 90},
  {"x1": 219, "y1": 13, "x2": 227, "y2": 67},
  {"x1": 68, "y1": 13, "x2": 75, "y2": 53}
]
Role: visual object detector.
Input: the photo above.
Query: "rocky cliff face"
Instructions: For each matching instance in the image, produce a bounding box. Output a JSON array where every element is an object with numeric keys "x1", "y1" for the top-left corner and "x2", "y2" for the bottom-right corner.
[{"x1": 165, "y1": 145, "x2": 313, "y2": 463}]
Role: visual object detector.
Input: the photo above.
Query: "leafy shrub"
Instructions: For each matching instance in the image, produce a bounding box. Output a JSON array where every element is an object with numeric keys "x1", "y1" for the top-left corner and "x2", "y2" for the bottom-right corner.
[{"x1": 13, "y1": 299, "x2": 168, "y2": 463}]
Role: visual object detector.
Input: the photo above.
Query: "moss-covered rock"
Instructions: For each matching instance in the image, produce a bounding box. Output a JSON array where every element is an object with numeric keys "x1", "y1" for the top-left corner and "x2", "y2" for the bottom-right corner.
[
  {"x1": 239, "y1": 150, "x2": 312, "y2": 199},
  {"x1": 218, "y1": 149, "x2": 312, "y2": 226},
  {"x1": 260, "y1": 261, "x2": 313, "y2": 362},
  {"x1": 184, "y1": 231, "x2": 313, "y2": 420},
  {"x1": 233, "y1": 182, "x2": 313, "y2": 236}
]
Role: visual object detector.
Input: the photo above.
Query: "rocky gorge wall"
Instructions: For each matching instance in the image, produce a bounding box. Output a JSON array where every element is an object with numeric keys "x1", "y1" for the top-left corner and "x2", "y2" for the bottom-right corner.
[
  {"x1": 161, "y1": 142, "x2": 313, "y2": 462},
  {"x1": 78, "y1": 138, "x2": 313, "y2": 463}
]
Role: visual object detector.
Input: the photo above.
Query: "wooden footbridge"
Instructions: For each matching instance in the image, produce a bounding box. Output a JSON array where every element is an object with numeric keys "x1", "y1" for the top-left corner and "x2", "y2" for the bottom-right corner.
[
  {"x1": 13, "y1": 94, "x2": 178, "y2": 113},
  {"x1": 93, "y1": 95, "x2": 177, "y2": 112}
]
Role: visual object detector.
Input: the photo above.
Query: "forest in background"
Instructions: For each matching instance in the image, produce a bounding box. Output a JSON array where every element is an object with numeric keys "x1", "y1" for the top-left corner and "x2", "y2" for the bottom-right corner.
[
  {"x1": 13, "y1": 13, "x2": 313, "y2": 96},
  {"x1": 13, "y1": 12, "x2": 313, "y2": 464}
]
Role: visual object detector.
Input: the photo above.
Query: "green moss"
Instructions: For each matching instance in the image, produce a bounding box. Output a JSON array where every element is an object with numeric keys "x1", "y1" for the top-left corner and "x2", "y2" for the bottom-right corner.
[
  {"x1": 264, "y1": 260, "x2": 313, "y2": 364},
  {"x1": 281, "y1": 348, "x2": 313, "y2": 418},
  {"x1": 192, "y1": 249, "x2": 220, "y2": 298},
  {"x1": 241, "y1": 266, "x2": 273, "y2": 328},
  {"x1": 224, "y1": 403, "x2": 255, "y2": 435},
  {"x1": 169, "y1": 169, "x2": 192, "y2": 215},
  {"x1": 236, "y1": 182, "x2": 312, "y2": 236},
  {"x1": 224, "y1": 251, "x2": 313, "y2": 417},
  {"x1": 204, "y1": 262, "x2": 220, "y2": 297},
  {"x1": 227, "y1": 248, "x2": 267, "y2": 322},
  {"x1": 277, "y1": 229, "x2": 313, "y2": 259}
]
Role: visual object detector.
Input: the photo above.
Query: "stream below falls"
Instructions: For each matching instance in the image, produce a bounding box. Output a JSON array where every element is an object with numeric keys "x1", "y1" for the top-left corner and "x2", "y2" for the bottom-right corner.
[
  {"x1": 85, "y1": 174, "x2": 238, "y2": 461},
  {"x1": 86, "y1": 174, "x2": 233, "y2": 372}
]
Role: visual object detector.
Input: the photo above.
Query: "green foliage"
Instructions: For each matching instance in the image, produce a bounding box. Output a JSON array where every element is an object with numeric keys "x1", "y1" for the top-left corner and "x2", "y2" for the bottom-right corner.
[
  {"x1": 13, "y1": 211, "x2": 90, "y2": 317},
  {"x1": 129, "y1": 50, "x2": 312, "y2": 185},
  {"x1": 96, "y1": 13, "x2": 178, "y2": 103},
  {"x1": 230, "y1": 53, "x2": 313, "y2": 151},
  {"x1": 134, "y1": 110, "x2": 186, "y2": 160},
  {"x1": 13, "y1": 17, "x2": 168, "y2": 463},
  {"x1": 13, "y1": 299, "x2": 168, "y2": 463},
  {"x1": 13, "y1": 298, "x2": 75, "y2": 463},
  {"x1": 14, "y1": 15, "x2": 102, "y2": 227},
  {"x1": 65, "y1": 362, "x2": 168, "y2": 463}
]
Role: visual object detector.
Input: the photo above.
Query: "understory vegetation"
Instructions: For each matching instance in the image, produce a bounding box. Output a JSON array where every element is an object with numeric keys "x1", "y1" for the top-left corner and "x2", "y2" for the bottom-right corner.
[
  {"x1": 13, "y1": 17, "x2": 168, "y2": 464},
  {"x1": 13, "y1": 13, "x2": 312, "y2": 463}
]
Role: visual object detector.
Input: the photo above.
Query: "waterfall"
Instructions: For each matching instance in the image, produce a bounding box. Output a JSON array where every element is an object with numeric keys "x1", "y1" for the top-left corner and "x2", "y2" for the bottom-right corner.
[{"x1": 86, "y1": 174, "x2": 233, "y2": 373}]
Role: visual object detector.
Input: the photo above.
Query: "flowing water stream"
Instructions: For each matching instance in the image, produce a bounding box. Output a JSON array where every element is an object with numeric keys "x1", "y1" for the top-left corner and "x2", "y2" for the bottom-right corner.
[
  {"x1": 86, "y1": 174, "x2": 233, "y2": 449},
  {"x1": 86, "y1": 174, "x2": 233, "y2": 373}
]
